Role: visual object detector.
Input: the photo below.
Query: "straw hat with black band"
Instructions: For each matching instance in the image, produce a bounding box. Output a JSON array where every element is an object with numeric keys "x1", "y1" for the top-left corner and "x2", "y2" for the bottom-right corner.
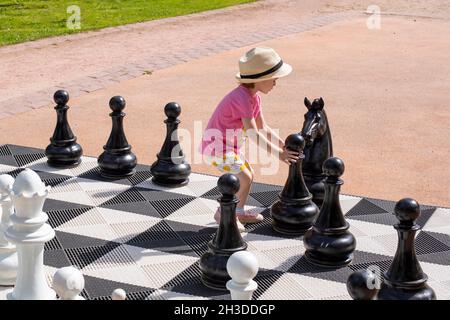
[{"x1": 236, "y1": 47, "x2": 292, "y2": 83}]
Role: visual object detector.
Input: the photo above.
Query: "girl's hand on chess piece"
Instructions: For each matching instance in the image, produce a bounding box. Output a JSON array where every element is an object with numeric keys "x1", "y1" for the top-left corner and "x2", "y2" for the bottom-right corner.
[{"x1": 279, "y1": 148, "x2": 300, "y2": 165}]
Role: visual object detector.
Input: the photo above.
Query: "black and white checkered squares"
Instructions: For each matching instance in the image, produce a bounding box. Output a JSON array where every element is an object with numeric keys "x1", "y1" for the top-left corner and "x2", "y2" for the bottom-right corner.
[{"x1": 1, "y1": 144, "x2": 449, "y2": 300}]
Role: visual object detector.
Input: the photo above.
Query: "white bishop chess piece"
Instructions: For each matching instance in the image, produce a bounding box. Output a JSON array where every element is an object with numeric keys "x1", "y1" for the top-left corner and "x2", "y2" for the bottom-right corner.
[
  {"x1": 5, "y1": 169, "x2": 56, "y2": 300},
  {"x1": 226, "y1": 251, "x2": 259, "y2": 300},
  {"x1": 53, "y1": 266, "x2": 85, "y2": 300},
  {"x1": 0, "y1": 174, "x2": 18, "y2": 286}
]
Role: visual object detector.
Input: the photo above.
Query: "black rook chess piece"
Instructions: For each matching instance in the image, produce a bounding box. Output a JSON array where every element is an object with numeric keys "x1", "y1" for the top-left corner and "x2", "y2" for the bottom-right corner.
[
  {"x1": 199, "y1": 173, "x2": 247, "y2": 290},
  {"x1": 150, "y1": 102, "x2": 191, "y2": 187},
  {"x1": 347, "y1": 270, "x2": 380, "y2": 300},
  {"x1": 377, "y1": 198, "x2": 436, "y2": 300},
  {"x1": 270, "y1": 133, "x2": 319, "y2": 235},
  {"x1": 98, "y1": 96, "x2": 137, "y2": 179},
  {"x1": 300, "y1": 97, "x2": 333, "y2": 208},
  {"x1": 45, "y1": 90, "x2": 83, "y2": 167},
  {"x1": 303, "y1": 157, "x2": 356, "y2": 267}
]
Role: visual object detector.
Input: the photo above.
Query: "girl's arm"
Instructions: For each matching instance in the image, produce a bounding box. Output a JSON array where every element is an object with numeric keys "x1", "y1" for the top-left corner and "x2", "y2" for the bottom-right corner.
[
  {"x1": 255, "y1": 113, "x2": 285, "y2": 148},
  {"x1": 242, "y1": 117, "x2": 298, "y2": 164}
]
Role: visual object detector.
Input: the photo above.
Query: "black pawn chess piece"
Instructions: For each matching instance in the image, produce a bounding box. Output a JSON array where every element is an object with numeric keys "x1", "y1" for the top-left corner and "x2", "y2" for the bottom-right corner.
[
  {"x1": 377, "y1": 198, "x2": 436, "y2": 300},
  {"x1": 45, "y1": 90, "x2": 83, "y2": 167},
  {"x1": 98, "y1": 96, "x2": 137, "y2": 179},
  {"x1": 301, "y1": 97, "x2": 333, "y2": 208},
  {"x1": 270, "y1": 133, "x2": 319, "y2": 235},
  {"x1": 347, "y1": 270, "x2": 380, "y2": 300},
  {"x1": 199, "y1": 173, "x2": 247, "y2": 290},
  {"x1": 150, "y1": 102, "x2": 191, "y2": 187},
  {"x1": 303, "y1": 157, "x2": 356, "y2": 267}
]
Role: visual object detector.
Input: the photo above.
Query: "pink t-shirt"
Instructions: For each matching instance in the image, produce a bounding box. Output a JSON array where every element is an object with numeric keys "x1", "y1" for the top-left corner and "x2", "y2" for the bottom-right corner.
[{"x1": 200, "y1": 85, "x2": 261, "y2": 157}]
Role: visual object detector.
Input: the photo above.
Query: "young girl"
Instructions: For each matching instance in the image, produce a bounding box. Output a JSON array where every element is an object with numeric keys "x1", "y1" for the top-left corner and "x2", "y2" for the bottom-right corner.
[{"x1": 200, "y1": 47, "x2": 299, "y2": 231}]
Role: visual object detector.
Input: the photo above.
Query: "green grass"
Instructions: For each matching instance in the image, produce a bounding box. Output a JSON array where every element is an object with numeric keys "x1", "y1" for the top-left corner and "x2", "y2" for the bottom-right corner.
[{"x1": 0, "y1": 0, "x2": 256, "y2": 46}]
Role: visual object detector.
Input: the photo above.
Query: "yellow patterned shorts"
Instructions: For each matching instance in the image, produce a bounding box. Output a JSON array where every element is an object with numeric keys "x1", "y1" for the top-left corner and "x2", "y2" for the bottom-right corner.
[{"x1": 206, "y1": 151, "x2": 251, "y2": 174}]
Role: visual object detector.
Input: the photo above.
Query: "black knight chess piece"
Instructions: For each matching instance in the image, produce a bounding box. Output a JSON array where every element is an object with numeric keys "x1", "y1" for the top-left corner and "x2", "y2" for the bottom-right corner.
[
  {"x1": 303, "y1": 157, "x2": 356, "y2": 267},
  {"x1": 98, "y1": 96, "x2": 137, "y2": 179},
  {"x1": 377, "y1": 198, "x2": 436, "y2": 300},
  {"x1": 45, "y1": 90, "x2": 83, "y2": 167},
  {"x1": 199, "y1": 173, "x2": 247, "y2": 290},
  {"x1": 270, "y1": 133, "x2": 319, "y2": 235},
  {"x1": 300, "y1": 97, "x2": 333, "y2": 208},
  {"x1": 150, "y1": 102, "x2": 191, "y2": 187}
]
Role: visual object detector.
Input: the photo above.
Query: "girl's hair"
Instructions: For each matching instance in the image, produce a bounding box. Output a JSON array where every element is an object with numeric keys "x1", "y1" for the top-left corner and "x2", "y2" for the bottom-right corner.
[{"x1": 241, "y1": 83, "x2": 255, "y2": 89}]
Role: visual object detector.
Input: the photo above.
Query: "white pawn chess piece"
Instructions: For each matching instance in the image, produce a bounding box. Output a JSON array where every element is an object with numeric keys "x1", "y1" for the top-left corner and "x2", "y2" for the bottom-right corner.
[
  {"x1": 53, "y1": 266, "x2": 85, "y2": 300},
  {"x1": 226, "y1": 251, "x2": 258, "y2": 300},
  {"x1": 4, "y1": 169, "x2": 56, "y2": 300},
  {"x1": 111, "y1": 288, "x2": 126, "y2": 300},
  {"x1": 0, "y1": 174, "x2": 18, "y2": 286}
]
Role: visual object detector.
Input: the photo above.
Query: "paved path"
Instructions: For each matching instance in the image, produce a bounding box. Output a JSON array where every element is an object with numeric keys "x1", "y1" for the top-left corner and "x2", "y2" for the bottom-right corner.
[
  {"x1": 2, "y1": 0, "x2": 448, "y2": 118},
  {"x1": 2, "y1": 0, "x2": 449, "y2": 118},
  {"x1": 0, "y1": 0, "x2": 361, "y2": 118}
]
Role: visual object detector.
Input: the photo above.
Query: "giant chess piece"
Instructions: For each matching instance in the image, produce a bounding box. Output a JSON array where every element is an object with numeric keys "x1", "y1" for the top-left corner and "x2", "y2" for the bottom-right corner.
[
  {"x1": 5, "y1": 169, "x2": 56, "y2": 300},
  {"x1": 150, "y1": 102, "x2": 191, "y2": 187},
  {"x1": 98, "y1": 96, "x2": 137, "y2": 179},
  {"x1": 111, "y1": 288, "x2": 127, "y2": 300},
  {"x1": 377, "y1": 198, "x2": 436, "y2": 300},
  {"x1": 0, "y1": 174, "x2": 18, "y2": 286},
  {"x1": 226, "y1": 251, "x2": 258, "y2": 300},
  {"x1": 270, "y1": 133, "x2": 319, "y2": 235},
  {"x1": 347, "y1": 269, "x2": 380, "y2": 300},
  {"x1": 45, "y1": 90, "x2": 83, "y2": 167},
  {"x1": 300, "y1": 97, "x2": 333, "y2": 208},
  {"x1": 199, "y1": 173, "x2": 247, "y2": 290},
  {"x1": 53, "y1": 266, "x2": 85, "y2": 300},
  {"x1": 303, "y1": 157, "x2": 356, "y2": 267}
]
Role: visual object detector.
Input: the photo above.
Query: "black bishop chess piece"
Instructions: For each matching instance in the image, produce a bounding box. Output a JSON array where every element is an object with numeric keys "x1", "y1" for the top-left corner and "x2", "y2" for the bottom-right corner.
[
  {"x1": 300, "y1": 97, "x2": 333, "y2": 208},
  {"x1": 303, "y1": 157, "x2": 356, "y2": 267},
  {"x1": 150, "y1": 102, "x2": 191, "y2": 187},
  {"x1": 270, "y1": 133, "x2": 319, "y2": 235},
  {"x1": 199, "y1": 173, "x2": 247, "y2": 290},
  {"x1": 98, "y1": 96, "x2": 137, "y2": 179},
  {"x1": 45, "y1": 90, "x2": 83, "y2": 167},
  {"x1": 377, "y1": 198, "x2": 436, "y2": 300}
]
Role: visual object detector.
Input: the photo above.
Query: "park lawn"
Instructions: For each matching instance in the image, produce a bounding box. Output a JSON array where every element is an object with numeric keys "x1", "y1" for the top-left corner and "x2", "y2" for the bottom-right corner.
[{"x1": 0, "y1": 0, "x2": 256, "y2": 46}]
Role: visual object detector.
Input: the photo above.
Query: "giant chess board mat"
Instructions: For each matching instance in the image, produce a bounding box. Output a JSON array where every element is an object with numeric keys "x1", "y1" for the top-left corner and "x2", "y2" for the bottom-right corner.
[{"x1": 1, "y1": 144, "x2": 449, "y2": 300}]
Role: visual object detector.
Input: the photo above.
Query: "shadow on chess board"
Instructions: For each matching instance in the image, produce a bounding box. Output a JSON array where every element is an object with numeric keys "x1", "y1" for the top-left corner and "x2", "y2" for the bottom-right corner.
[{"x1": 1, "y1": 144, "x2": 450, "y2": 300}]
